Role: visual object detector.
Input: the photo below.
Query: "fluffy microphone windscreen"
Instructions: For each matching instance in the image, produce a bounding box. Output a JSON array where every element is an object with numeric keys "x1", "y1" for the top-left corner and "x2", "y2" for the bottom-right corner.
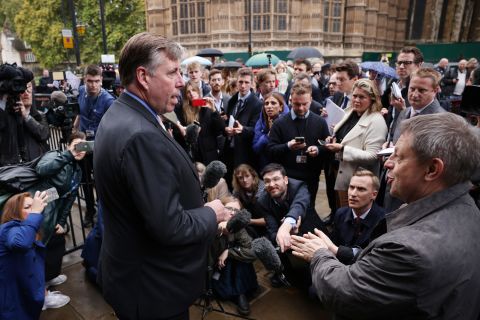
[
  {"x1": 203, "y1": 160, "x2": 227, "y2": 189},
  {"x1": 252, "y1": 237, "x2": 282, "y2": 273},
  {"x1": 226, "y1": 209, "x2": 251, "y2": 233}
]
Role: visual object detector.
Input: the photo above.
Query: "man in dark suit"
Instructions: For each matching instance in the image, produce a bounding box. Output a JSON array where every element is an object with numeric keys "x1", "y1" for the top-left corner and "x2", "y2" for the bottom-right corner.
[
  {"x1": 93, "y1": 32, "x2": 226, "y2": 320},
  {"x1": 328, "y1": 169, "x2": 386, "y2": 265},
  {"x1": 391, "y1": 68, "x2": 446, "y2": 144},
  {"x1": 383, "y1": 68, "x2": 446, "y2": 212},
  {"x1": 267, "y1": 82, "x2": 330, "y2": 206},
  {"x1": 223, "y1": 67, "x2": 262, "y2": 185},
  {"x1": 331, "y1": 61, "x2": 360, "y2": 109}
]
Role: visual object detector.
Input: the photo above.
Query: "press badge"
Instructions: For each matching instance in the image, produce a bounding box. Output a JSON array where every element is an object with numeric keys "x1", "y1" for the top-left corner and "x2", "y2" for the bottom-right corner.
[{"x1": 296, "y1": 155, "x2": 307, "y2": 163}]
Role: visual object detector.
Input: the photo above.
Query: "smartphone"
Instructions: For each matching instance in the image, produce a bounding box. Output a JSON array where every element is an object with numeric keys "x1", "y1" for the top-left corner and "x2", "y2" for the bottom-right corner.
[
  {"x1": 295, "y1": 137, "x2": 305, "y2": 143},
  {"x1": 75, "y1": 141, "x2": 95, "y2": 152},
  {"x1": 44, "y1": 187, "x2": 59, "y2": 203},
  {"x1": 191, "y1": 98, "x2": 207, "y2": 107}
]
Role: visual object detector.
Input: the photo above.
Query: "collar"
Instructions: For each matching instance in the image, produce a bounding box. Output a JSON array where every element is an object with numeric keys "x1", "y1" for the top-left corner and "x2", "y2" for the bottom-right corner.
[
  {"x1": 411, "y1": 99, "x2": 435, "y2": 115},
  {"x1": 124, "y1": 90, "x2": 165, "y2": 130},
  {"x1": 351, "y1": 207, "x2": 372, "y2": 220},
  {"x1": 386, "y1": 182, "x2": 472, "y2": 232},
  {"x1": 239, "y1": 90, "x2": 251, "y2": 101},
  {"x1": 290, "y1": 109, "x2": 310, "y2": 120}
]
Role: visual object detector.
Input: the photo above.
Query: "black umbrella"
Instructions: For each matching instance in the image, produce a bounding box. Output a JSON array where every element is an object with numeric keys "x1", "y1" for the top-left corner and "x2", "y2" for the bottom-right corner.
[
  {"x1": 287, "y1": 47, "x2": 323, "y2": 59},
  {"x1": 196, "y1": 48, "x2": 224, "y2": 57},
  {"x1": 213, "y1": 61, "x2": 243, "y2": 69}
]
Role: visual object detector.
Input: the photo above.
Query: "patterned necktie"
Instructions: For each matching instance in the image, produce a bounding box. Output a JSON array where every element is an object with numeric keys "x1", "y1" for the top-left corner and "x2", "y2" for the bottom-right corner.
[
  {"x1": 342, "y1": 96, "x2": 349, "y2": 109},
  {"x1": 352, "y1": 216, "x2": 363, "y2": 243},
  {"x1": 233, "y1": 99, "x2": 243, "y2": 118}
]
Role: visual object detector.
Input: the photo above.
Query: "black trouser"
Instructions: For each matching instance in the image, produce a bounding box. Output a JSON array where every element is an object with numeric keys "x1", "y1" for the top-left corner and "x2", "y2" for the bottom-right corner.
[
  {"x1": 45, "y1": 234, "x2": 66, "y2": 281},
  {"x1": 305, "y1": 178, "x2": 320, "y2": 208},
  {"x1": 80, "y1": 153, "x2": 96, "y2": 220},
  {"x1": 323, "y1": 155, "x2": 338, "y2": 215}
]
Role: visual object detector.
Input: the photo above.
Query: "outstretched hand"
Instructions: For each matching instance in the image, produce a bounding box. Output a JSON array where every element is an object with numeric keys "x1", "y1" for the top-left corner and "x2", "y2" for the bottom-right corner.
[{"x1": 291, "y1": 229, "x2": 328, "y2": 262}]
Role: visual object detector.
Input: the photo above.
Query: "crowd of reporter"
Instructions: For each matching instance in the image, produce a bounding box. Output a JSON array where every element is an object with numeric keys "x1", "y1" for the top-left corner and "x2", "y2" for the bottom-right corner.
[{"x1": 1, "y1": 44, "x2": 480, "y2": 319}]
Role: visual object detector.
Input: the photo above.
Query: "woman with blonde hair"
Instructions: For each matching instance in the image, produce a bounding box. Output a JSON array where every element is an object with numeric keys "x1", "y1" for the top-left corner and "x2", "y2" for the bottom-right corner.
[{"x1": 325, "y1": 79, "x2": 387, "y2": 207}]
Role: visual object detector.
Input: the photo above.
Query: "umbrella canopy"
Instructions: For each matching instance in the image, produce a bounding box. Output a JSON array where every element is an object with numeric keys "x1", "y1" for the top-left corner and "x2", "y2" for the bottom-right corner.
[
  {"x1": 181, "y1": 56, "x2": 212, "y2": 67},
  {"x1": 213, "y1": 61, "x2": 243, "y2": 69},
  {"x1": 197, "y1": 48, "x2": 224, "y2": 57},
  {"x1": 245, "y1": 53, "x2": 280, "y2": 68},
  {"x1": 287, "y1": 47, "x2": 323, "y2": 59},
  {"x1": 360, "y1": 61, "x2": 398, "y2": 79}
]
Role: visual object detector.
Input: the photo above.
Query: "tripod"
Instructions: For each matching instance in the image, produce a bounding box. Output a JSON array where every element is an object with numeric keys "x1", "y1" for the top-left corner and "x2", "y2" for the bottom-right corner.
[{"x1": 195, "y1": 266, "x2": 255, "y2": 320}]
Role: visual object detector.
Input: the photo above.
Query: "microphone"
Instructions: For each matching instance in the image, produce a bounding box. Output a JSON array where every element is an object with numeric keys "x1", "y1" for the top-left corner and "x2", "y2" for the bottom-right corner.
[
  {"x1": 185, "y1": 123, "x2": 200, "y2": 145},
  {"x1": 50, "y1": 91, "x2": 68, "y2": 105},
  {"x1": 226, "y1": 209, "x2": 251, "y2": 233},
  {"x1": 203, "y1": 160, "x2": 227, "y2": 189},
  {"x1": 252, "y1": 237, "x2": 291, "y2": 287}
]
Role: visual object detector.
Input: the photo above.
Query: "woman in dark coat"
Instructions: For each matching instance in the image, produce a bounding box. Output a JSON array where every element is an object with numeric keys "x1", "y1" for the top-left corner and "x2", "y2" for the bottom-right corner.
[{"x1": 175, "y1": 80, "x2": 225, "y2": 165}]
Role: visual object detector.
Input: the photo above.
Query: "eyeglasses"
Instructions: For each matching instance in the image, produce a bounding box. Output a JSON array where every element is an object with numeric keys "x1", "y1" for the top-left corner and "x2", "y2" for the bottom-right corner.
[
  {"x1": 396, "y1": 61, "x2": 414, "y2": 66},
  {"x1": 224, "y1": 207, "x2": 240, "y2": 214}
]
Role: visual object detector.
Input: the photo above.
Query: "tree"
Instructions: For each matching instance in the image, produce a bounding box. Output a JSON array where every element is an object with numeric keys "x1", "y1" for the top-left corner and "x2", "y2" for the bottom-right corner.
[
  {"x1": 14, "y1": 0, "x2": 69, "y2": 68},
  {"x1": 13, "y1": 0, "x2": 146, "y2": 68},
  {"x1": 77, "y1": 0, "x2": 146, "y2": 64},
  {"x1": 0, "y1": 0, "x2": 22, "y2": 32}
]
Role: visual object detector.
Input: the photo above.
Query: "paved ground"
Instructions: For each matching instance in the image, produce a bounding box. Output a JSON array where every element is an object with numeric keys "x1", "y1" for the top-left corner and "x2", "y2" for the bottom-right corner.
[{"x1": 40, "y1": 176, "x2": 333, "y2": 320}]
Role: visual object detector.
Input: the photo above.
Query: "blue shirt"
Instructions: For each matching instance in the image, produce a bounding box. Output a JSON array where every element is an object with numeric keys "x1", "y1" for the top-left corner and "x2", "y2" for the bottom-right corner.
[{"x1": 78, "y1": 86, "x2": 115, "y2": 138}]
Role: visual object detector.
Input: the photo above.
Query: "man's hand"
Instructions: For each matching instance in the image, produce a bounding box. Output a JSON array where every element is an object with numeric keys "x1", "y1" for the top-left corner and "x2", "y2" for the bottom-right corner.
[
  {"x1": 276, "y1": 221, "x2": 293, "y2": 252},
  {"x1": 287, "y1": 139, "x2": 306, "y2": 150},
  {"x1": 218, "y1": 249, "x2": 229, "y2": 269},
  {"x1": 14, "y1": 100, "x2": 29, "y2": 118},
  {"x1": 306, "y1": 146, "x2": 319, "y2": 157},
  {"x1": 55, "y1": 224, "x2": 66, "y2": 235},
  {"x1": 380, "y1": 107, "x2": 389, "y2": 116},
  {"x1": 225, "y1": 126, "x2": 236, "y2": 137},
  {"x1": 205, "y1": 199, "x2": 226, "y2": 223},
  {"x1": 291, "y1": 229, "x2": 329, "y2": 262},
  {"x1": 233, "y1": 120, "x2": 243, "y2": 134},
  {"x1": 390, "y1": 95, "x2": 406, "y2": 112},
  {"x1": 314, "y1": 229, "x2": 338, "y2": 255}
]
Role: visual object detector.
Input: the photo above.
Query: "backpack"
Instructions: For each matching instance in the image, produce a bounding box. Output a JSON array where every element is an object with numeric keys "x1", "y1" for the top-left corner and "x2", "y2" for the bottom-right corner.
[{"x1": 0, "y1": 156, "x2": 42, "y2": 193}]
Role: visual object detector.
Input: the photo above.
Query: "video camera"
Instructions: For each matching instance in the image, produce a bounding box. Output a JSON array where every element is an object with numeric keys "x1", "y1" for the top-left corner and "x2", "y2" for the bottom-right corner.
[
  {"x1": 43, "y1": 91, "x2": 80, "y2": 143},
  {"x1": 0, "y1": 62, "x2": 34, "y2": 112},
  {"x1": 100, "y1": 63, "x2": 116, "y2": 92}
]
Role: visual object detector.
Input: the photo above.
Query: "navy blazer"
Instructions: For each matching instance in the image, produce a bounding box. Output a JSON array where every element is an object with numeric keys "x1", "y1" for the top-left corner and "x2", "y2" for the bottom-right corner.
[
  {"x1": 94, "y1": 92, "x2": 218, "y2": 318},
  {"x1": 332, "y1": 203, "x2": 386, "y2": 249},
  {"x1": 256, "y1": 178, "x2": 316, "y2": 243}
]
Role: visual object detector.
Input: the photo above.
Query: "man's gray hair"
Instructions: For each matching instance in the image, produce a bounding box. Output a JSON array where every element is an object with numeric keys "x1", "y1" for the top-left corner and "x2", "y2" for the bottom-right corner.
[
  {"x1": 400, "y1": 113, "x2": 480, "y2": 186},
  {"x1": 119, "y1": 32, "x2": 185, "y2": 86}
]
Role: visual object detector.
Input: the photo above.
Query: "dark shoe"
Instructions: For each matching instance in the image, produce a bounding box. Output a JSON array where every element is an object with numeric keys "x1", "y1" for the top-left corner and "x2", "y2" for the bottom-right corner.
[
  {"x1": 236, "y1": 294, "x2": 250, "y2": 316},
  {"x1": 269, "y1": 273, "x2": 291, "y2": 288}
]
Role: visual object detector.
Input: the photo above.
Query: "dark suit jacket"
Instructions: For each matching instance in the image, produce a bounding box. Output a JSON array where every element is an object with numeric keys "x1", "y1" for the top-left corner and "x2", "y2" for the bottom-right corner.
[
  {"x1": 332, "y1": 203, "x2": 386, "y2": 265},
  {"x1": 285, "y1": 80, "x2": 323, "y2": 104},
  {"x1": 391, "y1": 99, "x2": 446, "y2": 144},
  {"x1": 94, "y1": 93, "x2": 218, "y2": 319},
  {"x1": 267, "y1": 111, "x2": 330, "y2": 181},
  {"x1": 225, "y1": 91, "x2": 262, "y2": 167},
  {"x1": 332, "y1": 203, "x2": 386, "y2": 248},
  {"x1": 256, "y1": 178, "x2": 312, "y2": 243}
]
